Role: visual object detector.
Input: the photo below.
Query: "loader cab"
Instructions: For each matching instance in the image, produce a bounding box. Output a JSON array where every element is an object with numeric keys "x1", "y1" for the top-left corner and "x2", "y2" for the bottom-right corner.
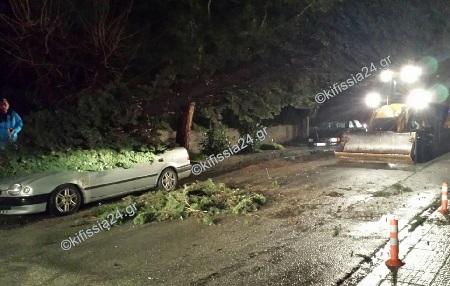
[
  {"x1": 371, "y1": 106, "x2": 430, "y2": 132},
  {"x1": 371, "y1": 118, "x2": 398, "y2": 131},
  {"x1": 370, "y1": 104, "x2": 408, "y2": 132}
]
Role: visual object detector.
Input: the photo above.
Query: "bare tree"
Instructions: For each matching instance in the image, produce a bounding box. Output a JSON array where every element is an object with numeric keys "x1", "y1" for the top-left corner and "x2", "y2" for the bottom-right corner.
[{"x1": 0, "y1": 0, "x2": 138, "y2": 108}]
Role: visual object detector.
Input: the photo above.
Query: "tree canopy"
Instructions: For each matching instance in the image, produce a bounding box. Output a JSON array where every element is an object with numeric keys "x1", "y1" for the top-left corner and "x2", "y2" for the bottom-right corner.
[{"x1": 0, "y1": 0, "x2": 450, "y2": 148}]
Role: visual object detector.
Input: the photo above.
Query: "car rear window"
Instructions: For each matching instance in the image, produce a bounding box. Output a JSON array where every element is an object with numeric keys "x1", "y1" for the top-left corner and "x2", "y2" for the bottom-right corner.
[{"x1": 319, "y1": 122, "x2": 346, "y2": 130}]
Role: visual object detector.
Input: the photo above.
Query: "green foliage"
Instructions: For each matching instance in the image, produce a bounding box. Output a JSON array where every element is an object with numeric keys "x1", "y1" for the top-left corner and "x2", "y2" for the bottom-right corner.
[
  {"x1": 372, "y1": 190, "x2": 392, "y2": 197},
  {"x1": 391, "y1": 183, "x2": 413, "y2": 193},
  {"x1": 5, "y1": 0, "x2": 450, "y2": 135},
  {"x1": 231, "y1": 194, "x2": 266, "y2": 214},
  {"x1": 332, "y1": 224, "x2": 342, "y2": 237},
  {"x1": 199, "y1": 123, "x2": 231, "y2": 155},
  {"x1": 20, "y1": 83, "x2": 172, "y2": 153},
  {"x1": 188, "y1": 151, "x2": 208, "y2": 161},
  {"x1": 235, "y1": 119, "x2": 264, "y2": 153},
  {"x1": 272, "y1": 179, "x2": 280, "y2": 189},
  {"x1": 0, "y1": 146, "x2": 160, "y2": 177},
  {"x1": 409, "y1": 214, "x2": 427, "y2": 232},
  {"x1": 432, "y1": 214, "x2": 450, "y2": 226},
  {"x1": 90, "y1": 179, "x2": 267, "y2": 225},
  {"x1": 259, "y1": 142, "x2": 285, "y2": 150}
]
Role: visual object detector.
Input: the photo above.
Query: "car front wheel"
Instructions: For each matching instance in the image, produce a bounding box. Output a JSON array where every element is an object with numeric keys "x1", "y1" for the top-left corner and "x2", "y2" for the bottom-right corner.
[
  {"x1": 48, "y1": 184, "x2": 82, "y2": 216},
  {"x1": 157, "y1": 168, "x2": 178, "y2": 191}
]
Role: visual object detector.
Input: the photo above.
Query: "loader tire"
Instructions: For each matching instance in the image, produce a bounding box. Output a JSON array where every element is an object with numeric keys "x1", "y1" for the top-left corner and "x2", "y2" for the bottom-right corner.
[{"x1": 412, "y1": 140, "x2": 425, "y2": 163}]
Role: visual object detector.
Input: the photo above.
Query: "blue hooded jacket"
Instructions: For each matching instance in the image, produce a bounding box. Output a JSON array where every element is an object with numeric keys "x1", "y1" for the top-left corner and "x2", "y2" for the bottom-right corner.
[{"x1": 0, "y1": 109, "x2": 23, "y2": 142}]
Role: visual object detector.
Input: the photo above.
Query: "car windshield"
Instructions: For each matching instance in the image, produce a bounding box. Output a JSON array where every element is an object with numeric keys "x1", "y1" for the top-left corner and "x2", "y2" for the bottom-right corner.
[
  {"x1": 353, "y1": 120, "x2": 363, "y2": 128},
  {"x1": 318, "y1": 122, "x2": 346, "y2": 130}
]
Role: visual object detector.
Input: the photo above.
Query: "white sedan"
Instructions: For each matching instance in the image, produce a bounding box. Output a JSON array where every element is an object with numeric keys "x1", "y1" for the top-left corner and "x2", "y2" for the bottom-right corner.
[{"x1": 0, "y1": 147, "x2": 191, "y2": 215}]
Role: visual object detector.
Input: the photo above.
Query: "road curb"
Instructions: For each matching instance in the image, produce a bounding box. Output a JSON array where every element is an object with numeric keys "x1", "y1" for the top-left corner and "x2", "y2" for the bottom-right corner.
[{"x1": 190, "y1": 147, "x2": 312, "y2": 174}]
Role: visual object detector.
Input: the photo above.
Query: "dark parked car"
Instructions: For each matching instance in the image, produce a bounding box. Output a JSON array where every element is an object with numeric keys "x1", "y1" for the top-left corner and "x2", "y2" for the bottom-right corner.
[{"x1": 308, "y1": 120, "x2": 366, "y2": 153}]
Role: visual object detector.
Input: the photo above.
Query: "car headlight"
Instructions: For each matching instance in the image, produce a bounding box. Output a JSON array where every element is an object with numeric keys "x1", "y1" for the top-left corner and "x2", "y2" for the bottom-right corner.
[
  {"x1": 7, "y1": 184, "x2": 22, "y2": 196},
  {"x1": 308, "y1": 138, "x2": 314, "y2": 142},
  {"x1": 329, "y1": 138, "x2": 340, "y2": 142}
]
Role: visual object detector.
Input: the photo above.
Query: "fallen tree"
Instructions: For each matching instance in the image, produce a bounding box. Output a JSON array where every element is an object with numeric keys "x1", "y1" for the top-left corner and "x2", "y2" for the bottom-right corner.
[
  {"x1": 0, "y1": 145, "x2": 167, "y2": 178},
  {"x1": 91, "y1": 179, "x2": 267, "y2": 225}
]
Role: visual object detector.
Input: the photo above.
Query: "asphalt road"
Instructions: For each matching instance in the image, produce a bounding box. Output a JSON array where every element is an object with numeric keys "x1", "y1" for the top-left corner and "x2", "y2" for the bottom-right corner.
[{"x1": 0, "y1": 150, "x2": 448, "y2": 286}]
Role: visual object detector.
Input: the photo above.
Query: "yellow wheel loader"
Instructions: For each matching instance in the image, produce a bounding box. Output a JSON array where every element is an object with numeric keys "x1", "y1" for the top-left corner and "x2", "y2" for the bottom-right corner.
[{"x1": 335, "y1": 101, "x2": 450, "y2": 164}]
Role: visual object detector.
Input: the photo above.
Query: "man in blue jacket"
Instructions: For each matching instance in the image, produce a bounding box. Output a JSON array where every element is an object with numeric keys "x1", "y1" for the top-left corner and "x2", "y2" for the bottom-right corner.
[{"x1": 0, "y1": 99, "x2": 23, "y2": 149}]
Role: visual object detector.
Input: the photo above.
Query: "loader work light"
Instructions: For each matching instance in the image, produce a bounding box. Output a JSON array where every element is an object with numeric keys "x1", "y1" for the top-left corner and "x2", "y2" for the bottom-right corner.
[
  {"x1": 407, "y1": 89, "x2": 431, "y2": 109},
  {"x1": 400, "y1": 65, "x2": 422, "y2": 83},
  {"x1": 380, "y1": 70, "x2": 394, "y2": 82},
  {"x1": 366, "y1": 92, "x2": 381, "y2": 108}
]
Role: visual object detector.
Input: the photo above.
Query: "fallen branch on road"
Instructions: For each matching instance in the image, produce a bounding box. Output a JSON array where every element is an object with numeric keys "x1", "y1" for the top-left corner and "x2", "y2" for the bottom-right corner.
[{"x1": 91, "y1": 179, "x2": 267, "y2": 225}]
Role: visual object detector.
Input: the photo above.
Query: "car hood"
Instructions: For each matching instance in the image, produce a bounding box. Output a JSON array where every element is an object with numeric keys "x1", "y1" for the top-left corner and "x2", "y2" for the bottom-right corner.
[
  {"x1": 0, "y1": 170, "x2": 64, "y2": 188},
  {"x1": 316, "y1": 129, "x2": 344, "y2": 139}
]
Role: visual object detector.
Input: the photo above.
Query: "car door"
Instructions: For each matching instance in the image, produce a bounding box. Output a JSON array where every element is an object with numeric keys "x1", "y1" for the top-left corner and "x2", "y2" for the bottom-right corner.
[
  {"x1": 133, "y1": 153, "x2": 167, "y2": 191},
  {"x1": 86, "y1": 168, "x2": 135, "y2": 200}
]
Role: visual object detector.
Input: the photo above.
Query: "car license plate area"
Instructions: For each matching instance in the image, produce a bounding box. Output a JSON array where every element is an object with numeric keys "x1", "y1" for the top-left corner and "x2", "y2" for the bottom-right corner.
[
  {"x1": 0, "y1": 205, "x2": 11, "y2": 210},
  {"x1": 316, "y1": 143, "x2": 326, "y2": 146}
]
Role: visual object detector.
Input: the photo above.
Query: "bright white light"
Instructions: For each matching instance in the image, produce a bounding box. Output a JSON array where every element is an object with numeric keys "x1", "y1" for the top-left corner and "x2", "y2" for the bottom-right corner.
[
  {"x1": 400, "y1": 65, "x2": 422, "y2": 83},
  {"x1": 380, "y1": 70, "x2": 394, "y2": 82},
  {"x1": 366, "y1": 92, "x2": 381, "y2": 108},
  {"x1": 407, "y1": 89, "x2": 431, "y2": 109}
]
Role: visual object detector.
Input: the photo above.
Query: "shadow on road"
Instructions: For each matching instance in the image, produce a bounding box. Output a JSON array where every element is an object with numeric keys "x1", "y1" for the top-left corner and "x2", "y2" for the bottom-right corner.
[{"x1": 0, "y1": 213, "x2": 52, "y2": 230}]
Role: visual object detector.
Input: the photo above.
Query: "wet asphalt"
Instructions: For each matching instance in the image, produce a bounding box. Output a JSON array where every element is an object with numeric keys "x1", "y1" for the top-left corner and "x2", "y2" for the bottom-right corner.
[{"x1": 0, "y1": 149, "x2": 449, "y2": 286}]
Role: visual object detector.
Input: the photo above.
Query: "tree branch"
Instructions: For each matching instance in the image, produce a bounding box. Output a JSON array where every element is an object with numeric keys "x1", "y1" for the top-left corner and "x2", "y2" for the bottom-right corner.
[{"x1": 260, "y1": 1, "x2": 269, "y2": 28}]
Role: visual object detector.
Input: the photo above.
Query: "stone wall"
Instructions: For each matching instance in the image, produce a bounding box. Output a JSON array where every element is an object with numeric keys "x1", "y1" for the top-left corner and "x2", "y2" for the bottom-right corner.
[{"x1": 158, "y1": 124, "x2": 301, "y2": 153}]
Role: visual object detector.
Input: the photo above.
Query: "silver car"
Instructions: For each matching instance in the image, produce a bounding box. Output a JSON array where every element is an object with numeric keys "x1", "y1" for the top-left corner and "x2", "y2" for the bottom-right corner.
[{"x1": 0, "y1": 147, "x2": 191, "y2": 215}]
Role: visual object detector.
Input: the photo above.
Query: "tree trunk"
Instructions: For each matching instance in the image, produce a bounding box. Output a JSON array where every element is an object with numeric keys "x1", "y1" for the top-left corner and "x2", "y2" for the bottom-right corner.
[{"x1": 176, "y1": 102, "x2": 195, "y2": 149}]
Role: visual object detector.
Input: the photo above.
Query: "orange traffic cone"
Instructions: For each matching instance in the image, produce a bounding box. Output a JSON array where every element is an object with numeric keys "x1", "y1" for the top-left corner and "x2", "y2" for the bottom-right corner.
[
  {"x1": 439, "y1": 182, "x2": 449, "y2": 214},
  {"x1": 385, "y1": 217, "x2": 403, "y2": 267}
]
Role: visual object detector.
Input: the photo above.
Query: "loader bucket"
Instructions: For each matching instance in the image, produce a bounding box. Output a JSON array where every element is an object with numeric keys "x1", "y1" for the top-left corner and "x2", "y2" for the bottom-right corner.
[{"x1": 335, "y1": 132, "x2": 416, "y2": 164}]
